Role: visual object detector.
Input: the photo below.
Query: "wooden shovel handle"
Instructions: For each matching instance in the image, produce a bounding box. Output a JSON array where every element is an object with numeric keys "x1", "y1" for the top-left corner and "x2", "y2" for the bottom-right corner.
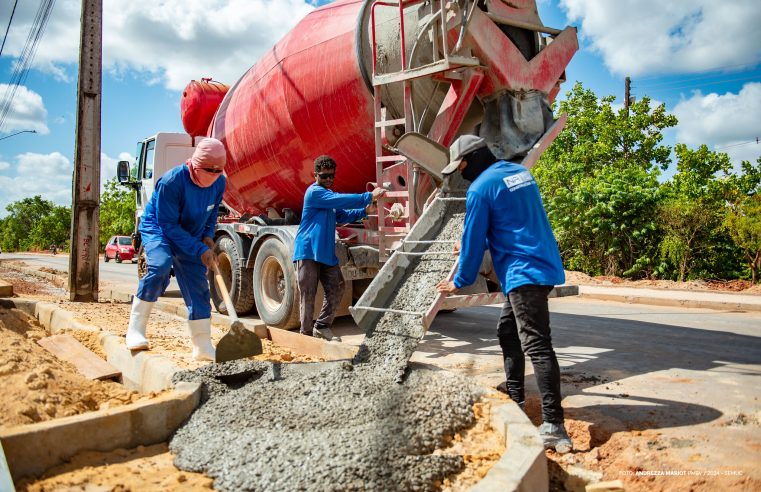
[{"x1": 211, "y1": 262, "x2": 239, "y2": 322}]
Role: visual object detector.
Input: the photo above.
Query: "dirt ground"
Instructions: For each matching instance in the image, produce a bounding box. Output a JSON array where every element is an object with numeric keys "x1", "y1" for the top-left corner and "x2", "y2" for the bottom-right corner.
[
  {"x1": 564, "y1": 270, "x2": 761, "y2": 295},
  {"x1": 0, "y1": 305, "x2": 152, "y2": 429},
  {"x1": 0, "y1": 265, "x2": 505, "y2": 491}
]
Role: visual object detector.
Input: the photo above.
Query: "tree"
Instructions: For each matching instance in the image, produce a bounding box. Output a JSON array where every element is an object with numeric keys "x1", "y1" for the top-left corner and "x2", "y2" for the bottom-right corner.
[
  {"x1": 534, "y1": 82, "x2": 677, "y2": 277},
  {"x1": 27, "y1": 205, "x2": 71, "y2": 251},
  {"x1": 99, "y1": 178, "x2": 136, "y2": 248},
  {"x1": 0, "y1": 196, "x2": 56, "y2": 251},
  {"x1": 657, "y1": 144, "x2": 736, "y2": 281},
  {"x1": 724, "y1": 196, "x2": 761, "y2": 283}
]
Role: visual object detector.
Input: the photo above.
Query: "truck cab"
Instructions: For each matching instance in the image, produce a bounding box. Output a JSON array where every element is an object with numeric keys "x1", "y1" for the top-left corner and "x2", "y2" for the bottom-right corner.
[{"x1": 118, "y1": 132, "x2": 197, "y2": 219}]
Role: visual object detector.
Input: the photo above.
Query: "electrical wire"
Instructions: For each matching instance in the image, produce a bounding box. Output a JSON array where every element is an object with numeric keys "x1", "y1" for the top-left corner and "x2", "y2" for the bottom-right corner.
[
  {"x1": 715, "y1": 139, "x2": 760, "y2": 151},
  {"x1": 0, "y1": 0, "x2": 20, "y2": 57},
  {"x1": 636, "y1": 69, "x2": 761, "y2": 89},
  {"x1": 0, "y1": 0, "x2": 56, "y2": 132},
  {"x1": 634, "y1": 61, "x2": 761, "y2": 82},
  {"x1": 632, "y1": 74, "x2": 761, "y2": 93}
]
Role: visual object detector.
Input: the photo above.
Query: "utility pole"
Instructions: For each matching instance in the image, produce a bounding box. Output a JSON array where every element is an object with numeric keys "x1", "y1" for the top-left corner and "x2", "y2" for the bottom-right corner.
[
  {"x1": 69, "y1": 0, "x2": 102, "y2": 301},
  {"x1": 623, "y1": 76, "x2": 631, "y2": 160}
]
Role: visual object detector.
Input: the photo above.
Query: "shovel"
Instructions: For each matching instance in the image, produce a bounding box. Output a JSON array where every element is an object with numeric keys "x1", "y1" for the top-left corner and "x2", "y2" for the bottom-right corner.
[{"x1": 212, "y1": 262, "x2": 263, "y2": 362}]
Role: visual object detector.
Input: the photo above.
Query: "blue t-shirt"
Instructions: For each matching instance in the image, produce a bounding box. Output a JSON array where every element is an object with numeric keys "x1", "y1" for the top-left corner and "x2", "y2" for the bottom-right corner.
[
  {"x1": 293, "y1": 183, "x2": 371, "y2": 266},
  {"x1": 453, "y1": 161, "x2": 565, "y2": 294},
  {"x1": 139, "y1": 165, "x2": 226, "y2": 258}
]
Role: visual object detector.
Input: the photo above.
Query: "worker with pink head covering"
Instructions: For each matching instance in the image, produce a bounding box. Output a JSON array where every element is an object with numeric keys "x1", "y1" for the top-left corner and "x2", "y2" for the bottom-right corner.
[{"x1": 125, "y1": 138, "x2": 227, "y2": 361}]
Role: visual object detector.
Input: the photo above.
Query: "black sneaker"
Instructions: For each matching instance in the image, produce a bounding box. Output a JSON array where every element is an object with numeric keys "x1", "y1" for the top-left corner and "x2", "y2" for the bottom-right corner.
[
  {"x1": 496, "y1": 382, "x2": 525, "y2": 411},
  {"x1": 313, "y1": 326, "x2": 341, "y2": 342}
]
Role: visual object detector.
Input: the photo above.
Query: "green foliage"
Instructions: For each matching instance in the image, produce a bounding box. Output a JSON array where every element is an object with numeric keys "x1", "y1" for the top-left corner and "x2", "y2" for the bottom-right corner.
[
  {"x1": 99, "y1": 178, "x2": 136, "y2": 249},
  {"x1": 535, "y1": 82, "x2": 676, "y2": 277},
  {"x1": 27, "y1": 206, "x2": 71, "y2": 250},
  {"x1": 0, "y1": 196, "x2": 62, "y2": 251},
  {"x1": 724, "y1": 195, "x2": 761, "y2": 283}
]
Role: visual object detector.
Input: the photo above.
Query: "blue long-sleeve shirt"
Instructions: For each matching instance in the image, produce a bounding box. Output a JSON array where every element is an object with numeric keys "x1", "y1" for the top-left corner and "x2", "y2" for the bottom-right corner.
[
  {"x1": 453, "y1": 161, "x2": 565, "y2": 294},
  {"x1": 293, "y1": 183, "x2": 371, "y2": 266},
  {"x1": 139, "y1": 165, "x2": 226, "y2": 258}
]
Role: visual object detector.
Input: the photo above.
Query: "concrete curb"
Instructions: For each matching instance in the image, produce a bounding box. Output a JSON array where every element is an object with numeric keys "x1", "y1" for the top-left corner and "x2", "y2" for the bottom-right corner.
[
  {"x1": 5, "y1": 298, "x2": 184, "y2": 393},
  {"x1": 471, "y1": 399, "x2": 548, "y2": 492},
  {"x1": 0, "y1": 381, "x2": 201, "y2": 482},
  {"x1": 0, "y1": 279, "x2": 13, "y2": 297},
  {"x1": 0, "y1": 263, "x2": 67, "y2": 289},
  {"x1": 578, "y1": 286, "x2": 761, "y2": 312}
]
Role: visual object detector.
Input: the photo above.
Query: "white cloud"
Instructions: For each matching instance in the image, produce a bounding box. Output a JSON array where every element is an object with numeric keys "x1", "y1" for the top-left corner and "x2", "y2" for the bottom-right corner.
[
  {"x1": 672, "y1": 82, "x2": 761, "y2": 166},
  {"x1": 0, "y1": 152, "x2": 73, "y2": 216},
  {"x1": 100, "y1": 151, "x2": 134, "y2": 190},
  {"x1": 561, "y1": 0, "x2": 761, "y2": 76},
  {"x1": 0, "y1": 151, "x2": 139, "y2": 217},
  {"x1": 0, "y1": 85, "x2": 49, "y2": 134},
  {"x1": 3, "y1": 0, "x2": 316, "y2": 90}
]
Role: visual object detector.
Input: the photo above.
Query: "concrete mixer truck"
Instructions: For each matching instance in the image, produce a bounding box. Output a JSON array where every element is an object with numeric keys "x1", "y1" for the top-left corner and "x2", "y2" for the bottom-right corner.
[{"x1": 117, "y1": 0, "x2": 578, "y2": 329}]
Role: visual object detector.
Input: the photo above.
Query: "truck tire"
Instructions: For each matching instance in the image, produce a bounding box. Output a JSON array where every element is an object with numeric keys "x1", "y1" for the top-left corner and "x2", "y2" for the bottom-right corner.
[
  {"x1": 253, "y1": 237, "x2": 300, "y2": 329},
  {"x1": 115, "y1": 253, "x2": 122, "y2": 263},
  {"x1": 210, "y1": 236, "x2": 256, "y2": 315}
]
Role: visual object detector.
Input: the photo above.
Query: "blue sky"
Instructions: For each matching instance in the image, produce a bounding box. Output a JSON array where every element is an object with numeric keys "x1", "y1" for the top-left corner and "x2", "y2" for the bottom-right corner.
[{"x1": 0, "y1": 0, "x2": 759, "y2": 216}]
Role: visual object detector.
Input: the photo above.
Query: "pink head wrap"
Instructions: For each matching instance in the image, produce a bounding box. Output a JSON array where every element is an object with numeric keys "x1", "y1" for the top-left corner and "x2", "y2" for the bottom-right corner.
[{"x1": 187, "y1": 138, "x2": 227, "y2": 188}]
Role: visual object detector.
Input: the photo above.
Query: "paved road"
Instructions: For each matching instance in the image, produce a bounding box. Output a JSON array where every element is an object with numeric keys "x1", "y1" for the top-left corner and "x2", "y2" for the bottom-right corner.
[{"x1": 0, "y1": 252, "x2": 175, "y2": 291}]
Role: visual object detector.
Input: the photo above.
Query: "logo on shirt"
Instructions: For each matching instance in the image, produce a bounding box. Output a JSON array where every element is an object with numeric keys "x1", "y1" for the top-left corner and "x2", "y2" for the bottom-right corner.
[
  {"x1": 206, "y1": 204, "x2": 215, "y2": 211},
  {"x1": 503, "y1": 171, "x2": 535, "y2": 192}
]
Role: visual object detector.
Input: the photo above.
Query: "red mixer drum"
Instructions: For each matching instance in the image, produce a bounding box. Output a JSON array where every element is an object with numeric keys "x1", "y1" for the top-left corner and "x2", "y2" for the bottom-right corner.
[
  {"x1": 181, "y1": 78, "x2": 229, "y2": 138},
  {"x1": 210, "y1": 0, "x2": 378, "y2": 217}
]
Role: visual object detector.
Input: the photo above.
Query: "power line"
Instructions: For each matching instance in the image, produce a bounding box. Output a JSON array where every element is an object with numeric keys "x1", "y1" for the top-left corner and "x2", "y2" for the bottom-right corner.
[
  {"x1": 634, "y1": 61, "x2": 761, "y2": 82},
  {"x1": 715, "y1": 138, "x2": 760, "y2": 151},
  {"x1": 0, "y1": 0, "x2": 56, "y2": 132},
  {"x1": 0, "y1": 0, "x2": 20, "y2": 57},
  {"x1": 636, "y1": 69, "x2": 761, "y2": 89},
  {"x1": 632, "y1": 74, "x2": 761, "y2": 93}
]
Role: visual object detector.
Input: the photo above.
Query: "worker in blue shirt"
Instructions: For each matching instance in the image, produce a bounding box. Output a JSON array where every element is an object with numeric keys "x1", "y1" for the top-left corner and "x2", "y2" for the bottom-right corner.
[
  {"x1": 435, "y1": 135, "x2": 572, "y2": 454},
  {"x1": 125, "y1": 138, "x2": 227, "y2": 361},
  {"x1": 293, "y1": 155, "x2": 385, "y2": 341}
]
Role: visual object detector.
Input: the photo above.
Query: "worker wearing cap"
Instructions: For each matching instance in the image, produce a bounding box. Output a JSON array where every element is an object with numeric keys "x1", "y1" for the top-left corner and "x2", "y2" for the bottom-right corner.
[
  {"x1": 125, "y1": 137, "x2": 227, "y2": 361},
  {"x1": 293, "y1": 155, "x2": 386, "y2": 341},
  {"x1": 435, "y1": 135, "x2": 572, "y2": 453}
]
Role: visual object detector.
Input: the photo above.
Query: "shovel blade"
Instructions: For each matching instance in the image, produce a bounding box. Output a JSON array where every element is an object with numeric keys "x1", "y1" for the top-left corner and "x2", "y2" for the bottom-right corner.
[{"x1": 215, "y1": 322, "x2": 264, "y2": 363}]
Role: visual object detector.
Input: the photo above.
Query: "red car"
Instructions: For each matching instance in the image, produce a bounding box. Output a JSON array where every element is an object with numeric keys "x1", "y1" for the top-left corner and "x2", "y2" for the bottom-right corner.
[{"x1": 104, "y1": 236, "x2": 136, "y2": 263}]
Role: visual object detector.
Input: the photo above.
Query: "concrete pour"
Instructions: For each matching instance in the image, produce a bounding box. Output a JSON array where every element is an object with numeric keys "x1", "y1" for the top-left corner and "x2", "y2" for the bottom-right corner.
[{"x1": 170, "y1": 203, "x2": 482, "y2": 491}]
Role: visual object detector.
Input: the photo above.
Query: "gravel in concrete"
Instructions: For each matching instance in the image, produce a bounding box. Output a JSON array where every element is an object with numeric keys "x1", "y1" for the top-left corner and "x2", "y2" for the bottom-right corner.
[
  {"x1": 355, "y1": 204, "x2": 466, "y2": 379},
  {"x1": 170, "y1": 203, "x2": 479, "y2": 492}
]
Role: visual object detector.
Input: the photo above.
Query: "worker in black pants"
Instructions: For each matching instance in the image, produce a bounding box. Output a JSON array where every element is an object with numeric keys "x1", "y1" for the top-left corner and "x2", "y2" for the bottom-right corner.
[{"x1": 436, "y1": 135, "x2": 572, "y2": 453}]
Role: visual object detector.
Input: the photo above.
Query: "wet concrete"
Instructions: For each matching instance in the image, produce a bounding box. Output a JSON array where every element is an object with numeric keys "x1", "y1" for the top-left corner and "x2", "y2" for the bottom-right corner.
[
  {"x1": 170, "y1": 203, "x2": 479, "y2": 491},
  {"x1": 170, "y1": 360, "x2": 478, "y2": 491},
  {"x1": 355, "y1": 205, "x2": 466, "y2": 378}
]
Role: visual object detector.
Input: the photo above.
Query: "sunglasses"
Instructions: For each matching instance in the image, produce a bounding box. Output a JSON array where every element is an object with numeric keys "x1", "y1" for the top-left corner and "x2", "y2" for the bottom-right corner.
[
  {"x1": 317, "y1": 172, "x2": 336, "y2": 179},
  {"x1": 200, "y1": 168, "x2": 224, "y2": 174}
]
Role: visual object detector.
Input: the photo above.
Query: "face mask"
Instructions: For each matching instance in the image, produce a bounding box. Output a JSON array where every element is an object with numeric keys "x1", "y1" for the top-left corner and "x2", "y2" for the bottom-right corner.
[
  {"x1": 187, "y1": 161, "x2": 223, "y2": 188},
  {"x1": 460, "y1": 147, "x2": 496, "y2": 182}
]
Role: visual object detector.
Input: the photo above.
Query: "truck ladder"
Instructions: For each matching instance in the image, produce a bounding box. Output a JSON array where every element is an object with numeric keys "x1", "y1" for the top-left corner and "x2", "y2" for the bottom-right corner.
[{"x1": 370, "y1": 0, "x2": 480, "y2": 260}]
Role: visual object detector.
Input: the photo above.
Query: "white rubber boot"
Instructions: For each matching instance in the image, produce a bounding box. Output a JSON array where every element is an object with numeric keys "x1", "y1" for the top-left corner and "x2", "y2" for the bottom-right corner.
[
  {"x1": 188, "y1": 318, "x2": 216, "y2": 361},
  {"x1": 126, "y1": 297, "x2": 154, "y2": 350}
]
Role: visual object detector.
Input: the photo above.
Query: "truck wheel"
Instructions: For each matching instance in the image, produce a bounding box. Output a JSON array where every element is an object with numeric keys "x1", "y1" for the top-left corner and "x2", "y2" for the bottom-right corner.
[
  {"x1": 209, "y1": 236, "x2": 256, "y2": 315},
  {"x1": 137, "y1": 246, "x2": 148, "y2": 279},
  {"x1": 253, "y1": 237, "x2": 300, "y2": 329},
  {"x1": 115, "y1": 253, "x2": 122, "y2": 264}
]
